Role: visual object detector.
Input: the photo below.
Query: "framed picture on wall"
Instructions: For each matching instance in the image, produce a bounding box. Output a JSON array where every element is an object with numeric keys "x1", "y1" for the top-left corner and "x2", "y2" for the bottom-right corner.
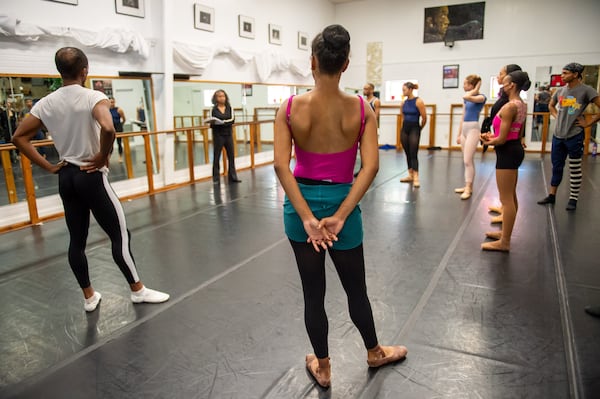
[
  {"x1": 269, "y1": 24, "x2": 282, "y2": 45},
  {"x1": 443, "y1": 64, "x2": 459, "y2": 88},
  {"x1": 44, "y1": 0, "x2": 78, "y2": 5},
  {"x1": 298, "y1": 32, "x2": 309, "y2": 50},
  {"x1": 194, "y1": 4, "x2": 214, "y2": 31},
  {"x1": 550, "y1": 74, "x2": 564, "y2": 87},
  {"x1": 238, "y1": 15, "x2": 255, "y2": 39},
  {"x1": 243, "y1": 84, "x2": 253, "y2": 97},
  {"x1": 115, "y1": 0, "x2": 145, "y2": 18},
  {"x1": 423, "y1": 2, "x2": 485, "y2": 43}
]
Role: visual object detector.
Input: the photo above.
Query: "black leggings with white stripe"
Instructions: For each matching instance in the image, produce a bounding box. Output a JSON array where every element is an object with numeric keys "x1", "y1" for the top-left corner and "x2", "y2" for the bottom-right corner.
[{"x1": 58, "y1": 164, "x2": 139, "y2": 288}]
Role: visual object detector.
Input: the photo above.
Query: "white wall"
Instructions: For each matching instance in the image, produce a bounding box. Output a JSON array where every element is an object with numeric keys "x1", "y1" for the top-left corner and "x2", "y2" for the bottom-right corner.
[
  {"x1": 0, "y1": 0, "x2": 161, "y2": 75},
  {"x1": 335, "y1": 0, "x2": 600, "y2": 146},
  {"x1": 0, "y1": 0, "x2": 332, "y2": 82},
  {"x1": 170, "y1": 0, "x2": 333, "y2": 85}
]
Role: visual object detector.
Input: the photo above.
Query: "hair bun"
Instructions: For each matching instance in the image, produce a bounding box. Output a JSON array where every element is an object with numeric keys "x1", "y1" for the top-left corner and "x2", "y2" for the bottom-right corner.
[
  {"x1": 509, "y1": 71, "x2": 531, "y2": 91},
  {"x1": 322, "y1": 25, "x2": 350, "y2": 50}
]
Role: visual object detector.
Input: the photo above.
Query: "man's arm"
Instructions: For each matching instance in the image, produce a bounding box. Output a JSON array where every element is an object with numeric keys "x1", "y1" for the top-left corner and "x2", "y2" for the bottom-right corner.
[
  {"x1": 374, "y1": 98, "x2": 381, "y2": 121},
  {"x1": 579, "y1": 96, "x2": 600, "y2": 128},
  {"x1": 12, "y1": 115, "x2": 62, "y2": 173},
  {"x1": 81, "y1": 99, "x2": 116, "y2": 171},
  {"x1": 548, "y1": 96, "x2": 558, "y2": 119},
  {"x1": 118, "y1": 107, "x2": 126, "y2": 124}
]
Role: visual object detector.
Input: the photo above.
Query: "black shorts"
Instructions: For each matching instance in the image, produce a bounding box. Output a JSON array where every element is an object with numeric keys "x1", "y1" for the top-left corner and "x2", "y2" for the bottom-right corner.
[{"x1": 495, "y1": 139, "x2": 524, "y2": 170}]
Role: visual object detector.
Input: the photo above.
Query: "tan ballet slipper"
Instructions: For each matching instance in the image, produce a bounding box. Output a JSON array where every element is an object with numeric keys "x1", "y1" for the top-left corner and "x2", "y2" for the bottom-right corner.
[
  {"x1": 490, "y1": 215, "x2": 503, "y2": 224},
  {"x1": 305, "y1": 354, "x2": 331, "y2": 388},
  {"x1": 367, "y1": 345, "x2": 408, "y2": 368},
  {"x1": 485, "y1": 231, "x2": 502, "y2": 240},
  {"x1": 460, "y1": 187, "x2": 472, "y2": 200},
  {"x1": 412, "y1": 172, "x2": 420, "y2": 188},
  {"x1": 488, "y1": 205, "x2": 503, "y2": 214},
  {"x1": 481, "y1": 240, "x2": 510, "y2": 252}
]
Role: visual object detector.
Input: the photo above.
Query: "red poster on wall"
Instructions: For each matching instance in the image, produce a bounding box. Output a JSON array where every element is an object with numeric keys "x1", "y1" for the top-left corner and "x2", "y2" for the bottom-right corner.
[{"x1": 550, "y1": 74, "x2": 564, "y2": 87}]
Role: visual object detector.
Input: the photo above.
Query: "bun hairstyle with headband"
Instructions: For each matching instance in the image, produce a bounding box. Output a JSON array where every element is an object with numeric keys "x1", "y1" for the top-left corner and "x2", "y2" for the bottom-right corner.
[
  {"x1": 312, "y1": 24, "x2": 351, "y2": 74},
  {"x1": 508, "y1": 71, "x2": 531, "y2": 92},
  {"x1": 404, "y1": 81, "x2": 419, "y2": 90}
]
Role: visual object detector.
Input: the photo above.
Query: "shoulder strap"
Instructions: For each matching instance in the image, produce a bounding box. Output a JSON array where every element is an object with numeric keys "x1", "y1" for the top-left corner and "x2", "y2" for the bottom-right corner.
[
  {"x1": 358, "y1": 95, "x2": 366, "y2": 140},
  {"x1": 286, "y1": 95, "x2": 295, "y2": 132}
]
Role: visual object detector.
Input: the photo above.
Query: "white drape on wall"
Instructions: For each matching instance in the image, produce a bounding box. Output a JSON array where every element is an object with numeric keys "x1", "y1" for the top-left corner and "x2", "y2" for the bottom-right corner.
[
  {"x1": 173, "y1": 41, "x2": 311, "y2": 82},
  {"x1": 0, "y1": 15, "x2": 150, "y2": 58},
  {"x1": 0, "y1": 15, "x2": 312, "y2": 82}
]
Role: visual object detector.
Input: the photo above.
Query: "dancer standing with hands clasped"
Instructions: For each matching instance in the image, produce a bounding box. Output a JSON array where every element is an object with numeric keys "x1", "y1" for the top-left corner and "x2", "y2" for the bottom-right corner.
[
  {"x1": 480, "y1": 71, "x2": 531, "y2": 252},
  {"x1": 274, "y1": 25, "x2": 407, "y2": 389}
]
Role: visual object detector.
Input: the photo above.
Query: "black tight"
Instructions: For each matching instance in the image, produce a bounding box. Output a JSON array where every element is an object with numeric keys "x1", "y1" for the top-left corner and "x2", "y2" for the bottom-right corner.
[
  {"x1": 59, "y1": 165, "x2": 140, "y2": 288},
  {"x1": 401, "y1": 121, "x2": 421, "y2": 171},
  {"x1": 289, "y1": 240, "x2": 378, "y2": 358}
]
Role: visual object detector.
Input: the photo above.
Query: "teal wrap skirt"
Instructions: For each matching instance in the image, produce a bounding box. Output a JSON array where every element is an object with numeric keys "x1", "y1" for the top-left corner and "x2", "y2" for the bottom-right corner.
[{"x1": 283, "y1": 183, "x2": 363, "y2": 250}]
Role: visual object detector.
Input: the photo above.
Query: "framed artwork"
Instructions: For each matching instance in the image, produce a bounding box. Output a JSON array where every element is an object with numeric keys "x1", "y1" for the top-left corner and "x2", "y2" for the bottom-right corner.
[
  {"x1": 115, "y1": 0, "x2": 145, "y2": 18},
  {"x1": 298, "y1": 32, "x2": 309, "y2": 50},
  {"x1": 269, "y1": 24, "x2": 282, "y2": 45},
  {"x1": 424, "y1": 2, "x2": 485, "y2": 44},
  {"x1": 44, "y1": 0, "x2": 78, "y2": 5},
  {"x1": 443, "y1": 64, "x2": 459, "y2": 89},
  {"x1": 194, "y1": 4, "x2": 214, "y2": 31},
  {"x1": 91, "y1": 79, "x2": 113, "y2": 97},
  {"x1": 550, "y1": 74, "x2": 564, "y2": 87},
  {"x1": 243, "y1": 84, "x2": 253, "y2": 97},
  {"x1": 238, "y1": 15, "x2": 255, "y2": 39}
]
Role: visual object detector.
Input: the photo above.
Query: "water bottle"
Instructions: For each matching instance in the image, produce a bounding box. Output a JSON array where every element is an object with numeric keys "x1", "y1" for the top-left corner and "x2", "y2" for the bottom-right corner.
[{"x1": 593, "y1": 141, "x2": 597, "y2": 157}]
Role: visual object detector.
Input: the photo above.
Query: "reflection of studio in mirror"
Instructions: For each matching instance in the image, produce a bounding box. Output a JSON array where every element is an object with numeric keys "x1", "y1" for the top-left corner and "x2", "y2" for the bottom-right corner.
[
  {"x1": 88, "y1": 76, "x2": 156, "y2": 176},
  {"x1": 0, "y1": 75, "x2": 158, "y2": 210},
  {"x1": 0, "y1": 75, "x2": 63, "y2": 206},
  {"x1": 1, "y1": 75, "x2": 59, "y2": 146},
  {"x1": 172, "y1": 80, "x2": 313, "y2": 169}
]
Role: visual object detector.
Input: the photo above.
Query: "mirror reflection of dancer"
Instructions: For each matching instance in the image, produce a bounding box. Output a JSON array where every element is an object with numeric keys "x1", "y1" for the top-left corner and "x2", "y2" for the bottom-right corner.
[
  {"x1": 274, "y1": 24, "x2": 407, "y2": 389},
  {"x1": 480, "y1": 71, "x2": 531, "y2": 252},
  {"x1": 399, "y1": 82, "x2": 427, "y2": 187},
  {"x1": 210, "y1": 89, "x2": 241, "y2": 184},
  {"x1": 109, "y1": 97, "x2": 126, "y2": 162},
  {"x1": 12, "y1": 47, "x2": 169, "y2": 312},
  {"x1": 537, "y1": 63, "x2": 600, "y2": 211},
  {"x1": 455, "y1": 75, "x2": 486, "y2": 200}
]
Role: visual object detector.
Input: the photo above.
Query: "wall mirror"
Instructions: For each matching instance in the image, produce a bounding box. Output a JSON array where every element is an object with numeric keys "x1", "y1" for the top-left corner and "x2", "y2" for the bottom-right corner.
[
  {"x1": 0, "y1": 74, "x2": 157, "y2": 209},
  {"x1": 172, "y1": 80, "x2": 313, "y2": 172}
]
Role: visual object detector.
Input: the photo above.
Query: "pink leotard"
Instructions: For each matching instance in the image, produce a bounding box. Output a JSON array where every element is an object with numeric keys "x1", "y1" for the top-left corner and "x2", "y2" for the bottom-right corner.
[
  {"x1": 492, "y1": 99, "x2": 527, "y2": 141},
  {"x1": 286, "y1": 95, "x2": 366, "y2": 183}
]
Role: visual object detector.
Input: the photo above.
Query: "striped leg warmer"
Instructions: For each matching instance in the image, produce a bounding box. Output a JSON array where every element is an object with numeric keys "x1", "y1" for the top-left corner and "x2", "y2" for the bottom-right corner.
[{"x1": 568, "y1": 157, "x2": 582, "y2": 201}]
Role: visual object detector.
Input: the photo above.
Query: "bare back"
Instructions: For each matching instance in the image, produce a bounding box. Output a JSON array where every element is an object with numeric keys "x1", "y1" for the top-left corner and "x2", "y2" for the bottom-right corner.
[{"x1": 287, "y1": 89, "x2": 364, "y2": 153}]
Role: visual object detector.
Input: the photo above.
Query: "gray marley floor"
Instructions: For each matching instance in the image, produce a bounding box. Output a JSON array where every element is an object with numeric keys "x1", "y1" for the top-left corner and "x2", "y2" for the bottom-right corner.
[{"x1": 0, "y1": 150, "x2": 599, "y2": 399}]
